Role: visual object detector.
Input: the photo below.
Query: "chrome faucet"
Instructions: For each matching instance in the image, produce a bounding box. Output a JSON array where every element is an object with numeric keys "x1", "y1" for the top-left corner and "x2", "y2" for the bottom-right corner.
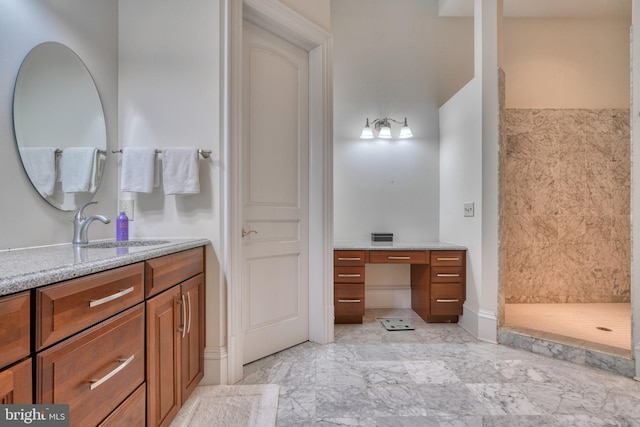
[{"x1": 72, "y1": 201, "x2": 110, "y2": 245}]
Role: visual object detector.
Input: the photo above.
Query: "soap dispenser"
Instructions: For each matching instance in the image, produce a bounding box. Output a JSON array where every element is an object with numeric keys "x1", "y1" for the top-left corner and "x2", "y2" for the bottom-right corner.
[{"x1": 116, "y1": 211, "x2": 129, "y2": 241}]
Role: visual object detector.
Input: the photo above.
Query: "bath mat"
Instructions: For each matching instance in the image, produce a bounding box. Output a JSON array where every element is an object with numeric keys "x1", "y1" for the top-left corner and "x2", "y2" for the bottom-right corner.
[
  {"x1": 169, "y1": 384, "x2": 280, "y2": 427},
  {"x1": 379, "y1": 318, "x2": 415, "y2": 331}
]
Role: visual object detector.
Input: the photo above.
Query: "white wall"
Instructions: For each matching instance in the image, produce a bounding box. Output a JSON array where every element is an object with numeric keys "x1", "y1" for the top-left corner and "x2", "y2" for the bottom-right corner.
[
  {"x1": 629, "y1": 0, "x2": 639, "y2": 377},
  {"x1": 0, "y1": 0, "x2": 118, "y2": 249},
  {"x1": 439, "y1": 78, "x2": 483, "y2": 330},
  {"x1": 503, "y1": 17, "x2": 630, "y2": 108},
  {"x1": 331, "y1": 0, "x2": 473, "y2": 243}
]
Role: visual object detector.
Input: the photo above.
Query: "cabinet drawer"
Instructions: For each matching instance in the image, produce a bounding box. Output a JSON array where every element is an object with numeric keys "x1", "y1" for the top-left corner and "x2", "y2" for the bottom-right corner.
[
  {"x1": 146, "y1": 247, "x2": 204, "y2": 297},
  {"x1": 36, "y1": 263, "x2": 144, "y2": 350},
  {"x1": 431, "y1": 251, "x2": 464, "y2": 267},
  {"x1": 335, "y1": 283, "x2": 364, "y2": 299},
  {"x1": 37, "y1": 304, "x2": 145, "y2": 427},
  {"x1": 430, "y1": 283, "x2": 464, "y2": 316},
  {"x1": 334, "y1": 250, "x2": 366, "y2": 266},
  {"x1": 0, "y1": 291, "x2": 30, "y2": 368},
  {"x1": 98, "y1": 383, "x2": 146, "y2": 427},
  {"x1": 334, "y1": 266, "x2": 365, "y2": 283},
  {"x1": 0, "y1": 358, "x2": 32, "y2": 404},
  {"x1": 369, "y1": 250, "x2": 428, "y2": 264},
  {"x1": 334, "y1": 284, "x2": 364, "y2": 317},
  {"x1": 431, "y1": 266, "x2": 464, "y2": 283}
]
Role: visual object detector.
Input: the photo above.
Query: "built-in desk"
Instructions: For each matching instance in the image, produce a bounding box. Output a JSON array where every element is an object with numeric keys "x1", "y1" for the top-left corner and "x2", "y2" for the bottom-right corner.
[{"x1": 333, "y1": 241, "x2": 467, "y2": 324}]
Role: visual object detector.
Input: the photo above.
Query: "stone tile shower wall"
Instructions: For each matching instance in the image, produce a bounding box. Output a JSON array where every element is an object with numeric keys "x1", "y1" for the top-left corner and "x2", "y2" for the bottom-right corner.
[{"x1": 501, "y1": 109, "x2": 630, "y2": 303}]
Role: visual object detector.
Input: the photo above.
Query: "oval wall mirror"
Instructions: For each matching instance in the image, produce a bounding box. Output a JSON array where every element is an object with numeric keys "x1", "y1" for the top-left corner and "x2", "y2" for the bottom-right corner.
[{"x1": 13, "y1": 41, "x2": 107, "y2": 211}]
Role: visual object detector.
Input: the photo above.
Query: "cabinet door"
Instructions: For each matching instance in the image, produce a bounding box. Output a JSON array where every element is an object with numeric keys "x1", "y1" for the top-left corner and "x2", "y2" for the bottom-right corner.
[
  {"x1": 180, "y1": 274, "x2": 204, "y2": 404},
  {"x1": 0, "y1": 291, "x2": 30, "y2": 368},
  {"x1": 0, "y1": 358, "x2": 32, "y2": 404},
  {"x1": 147, "y1": 286, "x2": 181, "y2": 427}
]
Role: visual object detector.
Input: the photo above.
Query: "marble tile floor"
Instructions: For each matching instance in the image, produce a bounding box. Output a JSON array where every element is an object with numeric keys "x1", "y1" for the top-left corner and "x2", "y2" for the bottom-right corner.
[{"x1": 237, "y1": 308, "x2": 640, "y2": 426}]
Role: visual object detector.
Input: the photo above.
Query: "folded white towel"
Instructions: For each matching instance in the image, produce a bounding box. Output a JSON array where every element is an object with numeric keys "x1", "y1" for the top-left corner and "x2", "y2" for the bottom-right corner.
[
  {"x1": 61, "y1": 147, "x2": 97, "y2": 193},
  {"x1": 19, "y1": 147, "x2": 57, "y2": 196},
  {"x1": 162, "y1": 147, "x2": 200, "y2": 195},
  {"x1": 121, "y1": 147, "x2": 157, "y2": 193}
]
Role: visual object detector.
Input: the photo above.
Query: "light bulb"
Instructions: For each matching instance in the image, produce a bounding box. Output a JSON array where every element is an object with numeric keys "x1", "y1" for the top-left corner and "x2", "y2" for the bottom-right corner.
[
  {"x1": 378, "y1": 125, "x2": 392, "y2": 138},
  {"x1": 360, "y1": 119, "x2": 374, "y2": 139}
]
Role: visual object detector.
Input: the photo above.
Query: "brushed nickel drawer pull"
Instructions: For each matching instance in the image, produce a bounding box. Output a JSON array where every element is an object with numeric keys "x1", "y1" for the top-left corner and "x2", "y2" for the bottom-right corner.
[
  {"x1": 436, "y1": 299, "x2": 460, "y2": 303},
  {"x1": 338, "y1": 274, "x2": 361, "y2": 278},
  {"x1": 89, "y1": 287, "x2": 134, "y2": 308},
  {"x1": 186, "y1": 292, "x2": 192, "y2": 334},
  {"x1": 89, "y1": 355, "x2": 135, "y2": 390},
  {"x1": 178, "y1": 295, "x2": 187, "y2": 338},
  {"x1": 437, "y1": 273, "x2": 460, "y2": 277},
  {"x1": 338, "y1": 299, "x2": 361, "y2": 303},
  {"x1": 338, "y1": 257, "x2": 361, "y2": 261},
  {"x1": 388, "y1": 256, "x2": 411, "y2": 260},
  {"x1": 437, "y1": 257, "x2": 459, "y2": 261}
]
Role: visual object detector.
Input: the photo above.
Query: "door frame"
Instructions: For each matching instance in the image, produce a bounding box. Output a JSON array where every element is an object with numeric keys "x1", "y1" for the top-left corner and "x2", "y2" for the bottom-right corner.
[{"x1": 222, "y1": 0, "x2": 333, "y2": 384}]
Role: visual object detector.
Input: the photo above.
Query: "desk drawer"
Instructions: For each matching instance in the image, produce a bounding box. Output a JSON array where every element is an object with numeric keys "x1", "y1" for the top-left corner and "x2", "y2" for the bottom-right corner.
[
  {"x1": 334, "y1": 250, "x2": 366, "y2": 266},
  {"x1": 37, "y1": 263, "x2": 144, "y2": 350},
  {"x1": 431, "y1": 266, "x2": 464, "y2": 283},
  {"x1": 368, "y1": 250, "x2": 428, "y2": 264},
  {"x1": 37, "y1": 304, "x2": 145, "y2": 427},
  {"x1": 334, "y1": 266, "x2": 365, "y2": 283},
  {"x1": 431, "y1": 251, "x2": 464, "y2": 267},
  {"x1": 430, "y1": 283, "x2": 464, "y2": 316},
  {"x1": 334, "y1": 284, "x2": 364, "y2": 317}
]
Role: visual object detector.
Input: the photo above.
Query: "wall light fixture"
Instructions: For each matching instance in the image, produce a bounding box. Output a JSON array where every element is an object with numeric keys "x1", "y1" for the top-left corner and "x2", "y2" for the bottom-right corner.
[{"x1": 360, "y1": 117, "x2": 413, "y2": 139}]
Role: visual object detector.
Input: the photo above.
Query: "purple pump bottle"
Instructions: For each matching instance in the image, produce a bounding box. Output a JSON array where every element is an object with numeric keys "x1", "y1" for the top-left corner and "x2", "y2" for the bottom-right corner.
[{"x1": 116, "y1": 211, "x2": 129, "y2": 241}]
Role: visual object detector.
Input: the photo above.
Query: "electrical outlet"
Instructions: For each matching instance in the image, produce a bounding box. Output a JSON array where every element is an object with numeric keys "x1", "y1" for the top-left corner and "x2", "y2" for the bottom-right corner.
[
  {"x1": 464, "y1": 202, "x2": 474, "y2": 217},
  {"x1": 120, "y1": 199, "x2": 134, "y2": 221}
]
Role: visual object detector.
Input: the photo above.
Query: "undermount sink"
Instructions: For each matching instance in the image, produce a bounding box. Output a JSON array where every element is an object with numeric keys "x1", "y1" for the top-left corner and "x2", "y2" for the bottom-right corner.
[{"x1": 81, "y1": 239, "x2": 171, "y2": 249}]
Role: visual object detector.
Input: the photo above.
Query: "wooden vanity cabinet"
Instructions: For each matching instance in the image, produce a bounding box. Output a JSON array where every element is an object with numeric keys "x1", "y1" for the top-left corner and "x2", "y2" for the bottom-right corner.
[
  {"x1": 428, "y1": 251, "x2": 466, "y2": 322},
  {"x1": 0, "y1": 291, "x2": 32, "y2": 404},
  {"x1": 146, "y1": 248, "x2": 205, "y2": 427},
  {"x1": 334, "y1": 248, "x2": 467, "y2": 324},
  {"x1": 334, "y1": 250, "x2": 365, "y2": 324}
]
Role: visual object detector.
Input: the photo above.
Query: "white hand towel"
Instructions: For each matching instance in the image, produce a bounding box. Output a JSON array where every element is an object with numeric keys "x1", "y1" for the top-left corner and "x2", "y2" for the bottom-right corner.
[
  {"x1": 19, "y1": 147, "x2": 57, "y2": 196},
  {"x1": 89, "y1": 150, "x2": 106, "y2": 193},
  {"x1": 162, "y1": 147, "x2": 200, "y2": 195},
  {"x1": 60, "y1": 147, "x2": 97, "y2": 193},
  {"x1": 121, "y1": 147, "x2": 157, "y2": 193}
]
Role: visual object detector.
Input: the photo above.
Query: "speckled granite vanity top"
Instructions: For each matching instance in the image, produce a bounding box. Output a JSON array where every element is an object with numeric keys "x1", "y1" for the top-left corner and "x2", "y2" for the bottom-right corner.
[
  {"x1": 334, "y1": 240, "x2": 467, "y2": 251},
  {"x1": 0, "y1": 238, "x2": 209, "y2": 296}
]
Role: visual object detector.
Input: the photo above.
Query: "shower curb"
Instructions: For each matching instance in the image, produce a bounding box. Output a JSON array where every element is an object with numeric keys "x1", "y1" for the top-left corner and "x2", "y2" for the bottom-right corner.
[{"x1": 498, "y1": 327, "x2": 635, "y2": 379}]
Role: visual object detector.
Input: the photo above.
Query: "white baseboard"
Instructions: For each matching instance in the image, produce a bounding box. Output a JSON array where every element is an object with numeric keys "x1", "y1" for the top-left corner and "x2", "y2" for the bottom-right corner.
[
  {"x1": 201, "y1": 345, "x2": 228, "y2": 385},
  {"x1": 458, "y1": 304, "x2": 497, "y2": 344}
]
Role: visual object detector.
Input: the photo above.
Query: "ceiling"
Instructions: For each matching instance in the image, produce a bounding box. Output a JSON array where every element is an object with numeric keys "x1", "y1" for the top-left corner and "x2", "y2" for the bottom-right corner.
[{"x1": 439, "y1": 0, "x2": 631, "y2": 18}]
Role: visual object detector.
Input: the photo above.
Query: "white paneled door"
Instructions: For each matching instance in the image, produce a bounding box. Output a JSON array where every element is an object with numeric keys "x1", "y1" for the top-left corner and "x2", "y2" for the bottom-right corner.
[{"x1": 241, "y1": 20, "x2": 310, "y2": 364}]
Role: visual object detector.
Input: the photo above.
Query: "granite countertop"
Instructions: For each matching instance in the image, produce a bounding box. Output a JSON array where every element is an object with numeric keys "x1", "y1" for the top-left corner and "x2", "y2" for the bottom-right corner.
[
  {"x1": 334, "y1": 240, "x2": 467, "y2": 251},
  {"x1": 0, "y1": 238, "x2": 210, "y2": 297}
]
